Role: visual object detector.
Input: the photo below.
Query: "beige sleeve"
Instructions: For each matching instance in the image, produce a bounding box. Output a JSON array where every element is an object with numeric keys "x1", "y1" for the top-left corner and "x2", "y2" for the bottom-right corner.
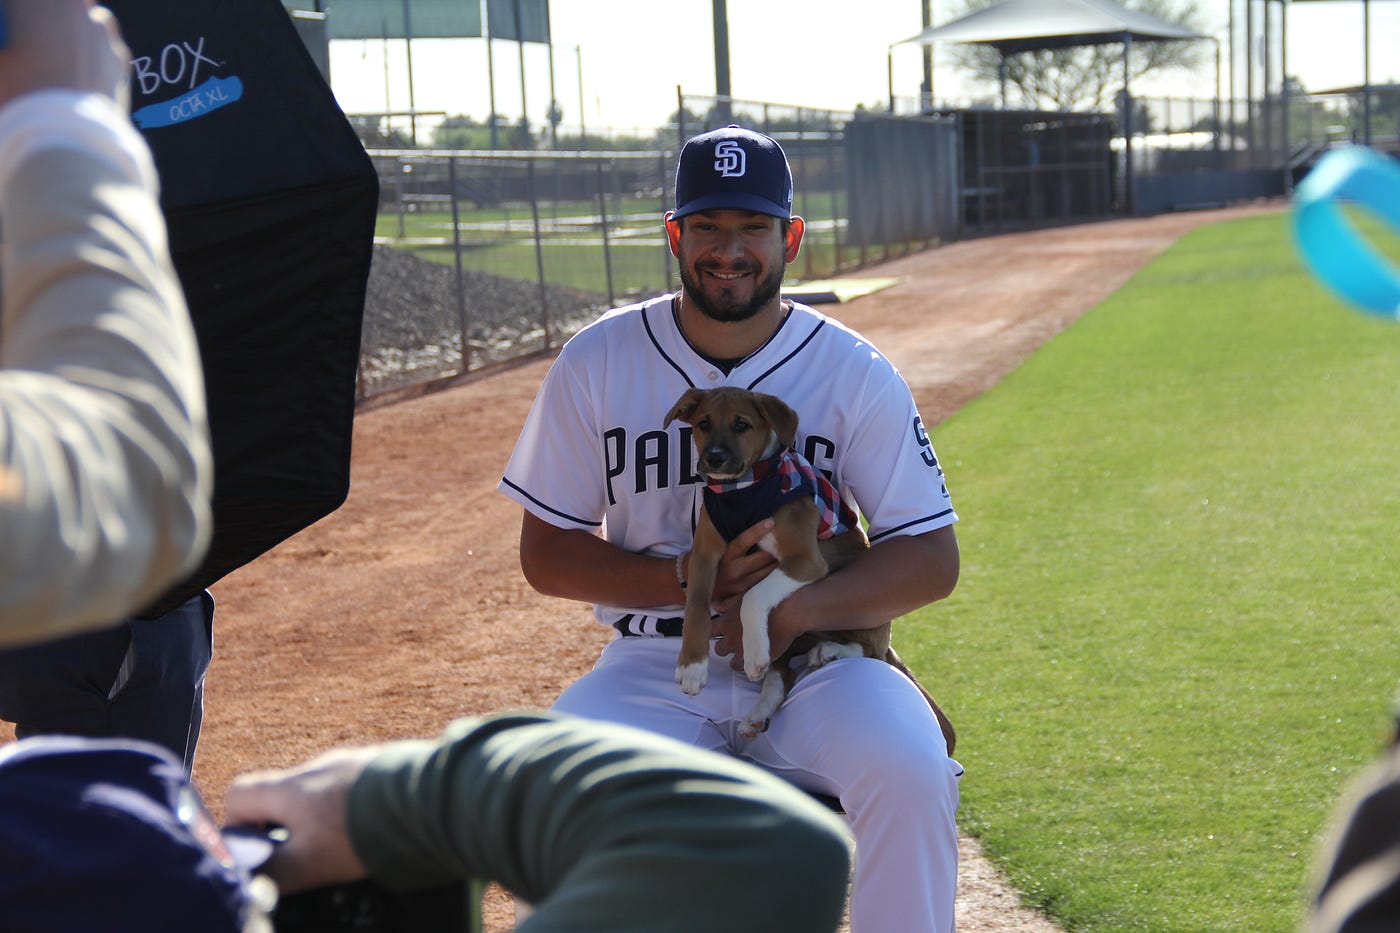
[{"x1": 0, "y1": 106, "x2": 212, "y2": 644}]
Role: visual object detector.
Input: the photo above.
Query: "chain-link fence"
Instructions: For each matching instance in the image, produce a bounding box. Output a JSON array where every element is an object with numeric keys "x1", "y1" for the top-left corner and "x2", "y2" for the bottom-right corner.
[
  {"x1": 1133, "y1": 92, "x2": 1369, "y2": 171},
  {"x1": 360, "y1": 99, "x2": 972, "y2": 403},
  {"x1": 362, "y1": 87, "x2": 1394, "y2": 403},
  {"x1": 360, "y1": 148, "x2": 673, "y2": 398}
]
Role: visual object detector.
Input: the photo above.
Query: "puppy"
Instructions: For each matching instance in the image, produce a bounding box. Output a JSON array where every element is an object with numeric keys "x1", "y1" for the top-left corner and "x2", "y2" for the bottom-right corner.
[{"x1": 665, "y1": 386, "x2": 955, "y2": 749}]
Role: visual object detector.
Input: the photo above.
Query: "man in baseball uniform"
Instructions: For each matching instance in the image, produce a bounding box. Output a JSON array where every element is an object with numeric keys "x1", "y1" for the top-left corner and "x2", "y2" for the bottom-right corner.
[{"x1": 500, "y1": 125, "x2": 962, "y2": 932}]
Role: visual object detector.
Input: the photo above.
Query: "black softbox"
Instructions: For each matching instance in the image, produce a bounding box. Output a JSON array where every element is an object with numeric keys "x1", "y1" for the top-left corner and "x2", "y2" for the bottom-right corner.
[{"x1": 104, "y1": 0, "x2": 379, "y2": 617}]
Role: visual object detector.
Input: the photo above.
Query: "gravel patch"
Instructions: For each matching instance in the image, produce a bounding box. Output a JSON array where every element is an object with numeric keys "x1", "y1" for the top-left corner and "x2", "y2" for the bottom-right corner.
[{"x1": 358, "y1": 245, "x2": 614, "y2": 395}]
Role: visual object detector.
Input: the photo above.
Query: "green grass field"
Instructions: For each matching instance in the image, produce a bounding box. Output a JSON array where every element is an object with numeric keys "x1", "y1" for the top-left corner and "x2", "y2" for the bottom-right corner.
[{"x1": 901, "y1": 210, "x2": 1400, "y2": 931}]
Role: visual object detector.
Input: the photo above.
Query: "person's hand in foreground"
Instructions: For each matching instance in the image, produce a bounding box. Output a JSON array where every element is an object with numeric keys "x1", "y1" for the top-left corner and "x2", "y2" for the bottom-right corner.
[{"x1": 224, "y1": 746, "x2": 379, "y2": 894}]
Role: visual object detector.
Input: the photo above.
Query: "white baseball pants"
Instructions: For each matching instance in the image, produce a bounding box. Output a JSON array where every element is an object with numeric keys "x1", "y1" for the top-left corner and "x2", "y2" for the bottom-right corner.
[{"x1": 551, "y1": 636, "x2": 962, "y2": 933}]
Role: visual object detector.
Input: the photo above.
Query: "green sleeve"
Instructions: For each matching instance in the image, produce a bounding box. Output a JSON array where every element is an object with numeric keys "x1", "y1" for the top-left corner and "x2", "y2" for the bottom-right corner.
[{"x1": 346, "y1": 711, "x2": 851, "y2": 932}]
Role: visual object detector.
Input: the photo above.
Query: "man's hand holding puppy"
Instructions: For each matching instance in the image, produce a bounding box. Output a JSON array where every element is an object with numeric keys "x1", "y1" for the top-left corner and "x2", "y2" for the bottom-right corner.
[
  {"x1": 683, "y1": 518, "x2": 777, "y2": 602},
  {"x1": 723, "y1": 528, "x2": 960, "y2": 662},
  {"x1": 705, "y1": 521, "x2": 959, "y2": 676},
  {"x1": 685, "y1": 519, "x2": 776, "y2": 664}
]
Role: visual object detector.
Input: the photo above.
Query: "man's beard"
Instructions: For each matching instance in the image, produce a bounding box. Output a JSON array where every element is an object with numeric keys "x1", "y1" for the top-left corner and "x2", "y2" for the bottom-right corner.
[{"x1": 678, "y1": 261, "x2": 784, "y2": 323}]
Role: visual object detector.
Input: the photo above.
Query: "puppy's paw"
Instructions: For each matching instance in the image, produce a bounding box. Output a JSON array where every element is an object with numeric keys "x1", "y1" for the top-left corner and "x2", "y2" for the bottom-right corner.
[
  {"x1": 807, "y1": 641, "x2": 863, "y2": 669},
  {"x1": 740, "y1": 670, "x2": 786, "y2": 738},
  {"x1": 675, "y1": 660, "x2": 708, "y2": 695},
  {"x1": 744, "y1": 655, "x2": 770, "y2": 682},
  {"x1": 738, "y1": 715, "x2": 770, "y2": 740},
  {"x1": 741, "y1": 611, "x2": 772, "y2": 682}
]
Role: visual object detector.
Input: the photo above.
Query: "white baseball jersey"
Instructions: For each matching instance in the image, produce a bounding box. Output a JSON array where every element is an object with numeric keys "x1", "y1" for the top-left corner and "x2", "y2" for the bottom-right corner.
[{"x1": 498, "y1": 292, "x2": 957, "y2": 631}]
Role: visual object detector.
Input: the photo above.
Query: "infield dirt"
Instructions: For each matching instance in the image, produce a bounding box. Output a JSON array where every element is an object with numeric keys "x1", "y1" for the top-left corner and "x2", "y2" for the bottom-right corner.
[{"x1": 3, "y1": 202, "x2": 1283, "y2": 931}]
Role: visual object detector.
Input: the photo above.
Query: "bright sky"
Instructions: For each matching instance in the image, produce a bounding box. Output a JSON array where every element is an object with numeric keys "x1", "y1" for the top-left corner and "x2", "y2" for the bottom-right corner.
[{"x1": 324, "y1": 0, "x2": 1399, "y2": 136}]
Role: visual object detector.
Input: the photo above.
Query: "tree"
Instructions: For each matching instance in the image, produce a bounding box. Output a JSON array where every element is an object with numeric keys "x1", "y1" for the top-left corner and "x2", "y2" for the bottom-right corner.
[
  {"x1": 661, "y1": 105, "x2": 711, "y2": 142},
  {"x1": 350, "y1": 115, "x2": 416, "y2": 150},
  {"x1": 431, "y1": 115, "x2": 495, "y2": 150},
  {"x1": 945, "y1": 0, "x2": 1209, "y2": 112},
  {"x1": 506, "y1": 115, "x2": 535, "y2": 150}
]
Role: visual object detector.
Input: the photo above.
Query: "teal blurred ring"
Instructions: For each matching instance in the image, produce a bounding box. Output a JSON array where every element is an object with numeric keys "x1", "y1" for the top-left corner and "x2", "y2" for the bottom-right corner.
[{"x1": 1291, "y1": 146, "x2": 1400, "y2": 320}]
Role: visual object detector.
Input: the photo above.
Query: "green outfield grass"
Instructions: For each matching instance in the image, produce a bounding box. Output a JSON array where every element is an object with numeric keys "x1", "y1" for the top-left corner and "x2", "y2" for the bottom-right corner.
[{"x1": 901, "y1": 210, "x2": 1400, "y2": 932}]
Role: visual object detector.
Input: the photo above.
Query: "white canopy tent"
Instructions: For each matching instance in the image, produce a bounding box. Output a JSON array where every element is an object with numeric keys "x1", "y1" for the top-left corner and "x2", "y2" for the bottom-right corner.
[{"x1": 894, "y1": 0, "x2": 1216, "y2": 212}]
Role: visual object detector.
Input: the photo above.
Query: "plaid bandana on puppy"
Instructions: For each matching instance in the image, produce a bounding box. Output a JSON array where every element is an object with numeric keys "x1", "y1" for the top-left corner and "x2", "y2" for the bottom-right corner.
[{"x1": 702, "y1": 447, "x2": 859, "y2": 543}]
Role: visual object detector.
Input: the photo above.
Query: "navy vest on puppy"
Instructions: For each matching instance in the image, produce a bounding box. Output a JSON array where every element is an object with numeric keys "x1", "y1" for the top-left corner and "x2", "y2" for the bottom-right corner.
[{"x1": 703, "y1": 446, "x2": 857, "y2": 543}]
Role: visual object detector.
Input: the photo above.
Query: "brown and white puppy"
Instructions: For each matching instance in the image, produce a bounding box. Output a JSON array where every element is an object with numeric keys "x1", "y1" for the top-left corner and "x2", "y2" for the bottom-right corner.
[{"x1": 665, "y1": 386, "x2": 954, "y2": 745}]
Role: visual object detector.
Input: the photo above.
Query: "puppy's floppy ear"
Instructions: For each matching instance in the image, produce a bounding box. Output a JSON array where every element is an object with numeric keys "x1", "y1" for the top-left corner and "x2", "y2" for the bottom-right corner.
[
  {"x1": 665, "y1": 388, "x2": 709, "y2": 427},
  {"x1": 753, "y1": 393, "x2": 800, "y2": 447}
]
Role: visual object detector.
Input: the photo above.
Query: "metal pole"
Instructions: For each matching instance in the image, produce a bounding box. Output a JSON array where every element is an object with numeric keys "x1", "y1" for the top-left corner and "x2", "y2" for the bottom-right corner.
[
  {"x1": 661, "y1": 149, "x2": 673, "y2": 288},
  {"x1": 382, "y1": 18, "x2": 392, "y2": 121},
  {"x1": 1123, "y1": 33, "x2": 1134, "y2": 215},
  {"x1": 1363, "y1": 0, "x2": 1372, "y2": 146},
  {"x1": 921, "y1": 0, "x2": 933, "y2": 111},
  {"x1": 396, "y1": 159, "x2": 406, "y2": 236},
  {"x1": 1228, "y1": 0, "x2": 1235, "y2": 163},
  {"x1": 677, "y1": 85, "x2": 687, "y2": 148},
  {"x1": 595, "y1": 161, "x2": 616, "y2": 308},
  {"x1": 888, "y1": 45, "x2": 896, "y2": 113},
  {"x1": 486, "y1": 0, "x2": 499, "y2": 148},
  {"x1": 1214, "y1": 38, "x2": 1222, "y2": 157},
  {"x1": 713, "y1": 0, "x2": 732, "y2": 123},
  {"x1": 796, "y1": 109, "x2": 814, "y2": 280},
  {"x1": 514, "y1": 0, "x2": 529, "y2": 145},
  {"x1": 547, "y1": 31, "x2": 559, "y2": 149},
  {"x1": 401, "y1": 0, "x2": 417, "y2": 145},
  {"x1": 1281, "y1": 0, "x2": 1290, "y2": 193},
  {"x1": 1246, "y1": 0, "x2": 1254, "y2": 162},
  {"x1": 1262, "y1": 0, "x2": 1271, "y2": 165},
  {"x1": 576, "y1": 45, "x2": 586, "y2": 148},
  {"x1": 828, "y1": 111, "x2": 843, "y2": 271},
  {"x1": 525, "y1": 156, "x2": 551, "y2": 346},
  {"x1": 448, "y1": 156, "x2": 470, "y2": 373}
]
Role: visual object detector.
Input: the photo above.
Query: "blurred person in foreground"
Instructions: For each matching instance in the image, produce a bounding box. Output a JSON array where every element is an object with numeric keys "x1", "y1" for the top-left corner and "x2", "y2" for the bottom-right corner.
[
  {"x1": 0, "y1": 0, "x2": 210, "y2": 645},
  {"x1": 0, "y1": 0, "x2": 214, "y2": 769},
  {"x1": 3, "y1": 711, "x2": 851, "y2": 932},
  {"x1": 1308, "y1": 702, "x2": 1400, "y2": 933},
  {"x1": 225, "y1": 710, "x2": 852, "y2": 932}
]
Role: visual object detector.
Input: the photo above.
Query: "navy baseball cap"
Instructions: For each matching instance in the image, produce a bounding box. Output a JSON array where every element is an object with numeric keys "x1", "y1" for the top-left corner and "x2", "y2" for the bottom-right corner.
[
  {"x1": 673, "y1": 125, "x2": 793, "y2": 220},
  {"x1": 0, "y1": 735, "x2": 274, "y2": 932}
]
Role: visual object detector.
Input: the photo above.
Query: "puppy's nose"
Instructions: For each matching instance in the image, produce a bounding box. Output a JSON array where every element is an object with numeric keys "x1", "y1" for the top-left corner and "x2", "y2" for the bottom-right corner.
[{"x1": 703, "y1": 447, "x2": 731, "y2": 471}]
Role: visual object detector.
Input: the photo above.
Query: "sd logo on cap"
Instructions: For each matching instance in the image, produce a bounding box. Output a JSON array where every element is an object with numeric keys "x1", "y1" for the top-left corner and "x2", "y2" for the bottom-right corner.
[{"x1": 673, "y1": 125, "x2": 793, "y2": 221}]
